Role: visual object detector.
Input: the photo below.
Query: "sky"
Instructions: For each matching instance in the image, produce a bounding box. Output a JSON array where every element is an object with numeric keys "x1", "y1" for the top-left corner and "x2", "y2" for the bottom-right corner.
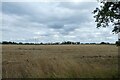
[{"x1": 1, "y1": 1, "x2": 118, "y2": 43}]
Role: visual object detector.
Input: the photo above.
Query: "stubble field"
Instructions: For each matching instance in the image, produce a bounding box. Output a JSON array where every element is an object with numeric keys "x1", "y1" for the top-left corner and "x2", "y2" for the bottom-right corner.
[{"x1": 2, "y1": 45, "x2": 118, "y2": 78}]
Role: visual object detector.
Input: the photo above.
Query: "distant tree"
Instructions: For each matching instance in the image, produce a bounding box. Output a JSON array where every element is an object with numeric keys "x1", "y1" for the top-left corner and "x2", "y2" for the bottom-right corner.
[
  {"x1": 66, "y1": 41, "x2": 73, "y2": 44},
  {"x1": 54, "y1": 42, "x2": 60, "y2": 45},
  {"x1": 76, "y1": 42, "x2": 80, "y2": 45},
  {"x1": 106, "y1": 42, "x2": 110, "y2": 44},
  {"x1": 24, "y1": 43, "x2": 30, "y2": 45},
  {"x1": 84, "y1": 43, "x2": 90, "y2": 45},
  {"x1": 2, "y1": 41, "x2": 11, "y2": 44},
  {"x1": 100, "y1": 42, "x2": 107, "y2": 44},
  {"x1": 90, "y1": 43, "x2": 96, "y2": 44},
  {"x1": 19, "y1": 42, "x2": 23, "y2": 45},
  {"x1": 2, "y1": 41, "x2": 8, "y2": 44},
  {"x1": 2, "y1": 41, "x2": 16, "y2": 44},
  {"x1": 40, "y1": 42, "x2": 43, "y2": 45},
  {"x1": 8, "y1": 41, "x2": 13, "y2": 44},
  {"x1": 116, "y1": 39, "x2": 120, "y2": 46},
  {"x1": 93, "y1": 0, "x2": 120, "y2": 33},
  {"x1": 12, "y1": 42, "x2": 17, "y2": 44}
]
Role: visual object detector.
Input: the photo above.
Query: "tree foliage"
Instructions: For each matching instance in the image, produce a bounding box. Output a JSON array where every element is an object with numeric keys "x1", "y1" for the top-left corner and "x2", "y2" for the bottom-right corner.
[{"x1": 93, "y1": 0, "x2": 120, "y2": 33}]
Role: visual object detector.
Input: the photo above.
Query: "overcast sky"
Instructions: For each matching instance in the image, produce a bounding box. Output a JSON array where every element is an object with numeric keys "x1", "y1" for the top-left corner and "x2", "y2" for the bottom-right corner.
[{"x1": 1, "y1": 1, "x2": 118, "y2": 43}]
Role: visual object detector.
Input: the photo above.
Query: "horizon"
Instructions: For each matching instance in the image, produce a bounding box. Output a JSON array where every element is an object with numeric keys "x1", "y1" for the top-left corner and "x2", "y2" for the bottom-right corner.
[{"x1": 1, "y1": 40, "x2": 116, "y2": 44}]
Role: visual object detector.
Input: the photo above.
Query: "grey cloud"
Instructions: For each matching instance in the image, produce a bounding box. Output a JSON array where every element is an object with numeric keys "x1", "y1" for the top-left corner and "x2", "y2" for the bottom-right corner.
[
  {"x1": 3, "y1": 2, "x2": 91, "y2": 24},
  {"x1": 48, "y1": 22, "x2": 64, "y2": 29},
  {"x1": 57, "y1": 2, "x2": 98, "y2": 10},
  {"x1": 2, "y1": 2, "x2": 30, "y2": 15},
  {"x1": 2, "y1": 2, "x2": 117, "y2": 43}
]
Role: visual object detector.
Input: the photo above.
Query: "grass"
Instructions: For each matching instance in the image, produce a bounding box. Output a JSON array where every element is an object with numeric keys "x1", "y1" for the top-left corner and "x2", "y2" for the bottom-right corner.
[{"x1": 2, "y1": 45, "x2": 118, "y2": 78}]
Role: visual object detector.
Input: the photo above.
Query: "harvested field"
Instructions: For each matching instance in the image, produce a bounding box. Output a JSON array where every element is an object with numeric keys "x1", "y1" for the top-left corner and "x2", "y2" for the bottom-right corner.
[{"x1": 2, "y1": 45, "x2": 118, "y2": 78}]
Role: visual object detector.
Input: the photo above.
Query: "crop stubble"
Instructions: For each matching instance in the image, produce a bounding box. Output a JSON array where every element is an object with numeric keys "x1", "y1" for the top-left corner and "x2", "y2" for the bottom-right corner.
[{"x1": 2, "y1": 45, "x2": 118, "y2": 78}]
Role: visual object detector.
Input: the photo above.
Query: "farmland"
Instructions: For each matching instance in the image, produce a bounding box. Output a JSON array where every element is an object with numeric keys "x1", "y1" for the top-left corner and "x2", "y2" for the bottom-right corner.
[{"x1": 2, "y1": 45, "x2": 118, "y2": 78}]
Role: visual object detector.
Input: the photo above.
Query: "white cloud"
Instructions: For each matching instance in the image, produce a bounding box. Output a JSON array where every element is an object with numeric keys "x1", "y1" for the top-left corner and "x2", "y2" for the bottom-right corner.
[
  {"x1": 2, "y1": 2, "x2": 118, "y2": 43},
  {"x1": 2, "y1": 0, "x2": 98, "y2": 2}
]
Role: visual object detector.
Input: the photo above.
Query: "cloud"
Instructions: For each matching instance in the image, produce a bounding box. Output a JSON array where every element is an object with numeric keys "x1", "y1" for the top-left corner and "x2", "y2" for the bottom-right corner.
[
  {"x1": 57, "y1": 2, "x2": 98, "y2": 10},
  {"x1": 2, "y1": 2, "x2": 118, "y2": 43},
  {"x1": 1, "y1": 0, "x2": 98, "y2": 2}
]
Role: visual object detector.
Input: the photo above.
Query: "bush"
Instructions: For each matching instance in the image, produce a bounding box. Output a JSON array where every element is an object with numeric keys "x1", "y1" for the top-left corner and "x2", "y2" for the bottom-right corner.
[{"x1": 116, "y1": 41, "x2": 120, "y2": 46}]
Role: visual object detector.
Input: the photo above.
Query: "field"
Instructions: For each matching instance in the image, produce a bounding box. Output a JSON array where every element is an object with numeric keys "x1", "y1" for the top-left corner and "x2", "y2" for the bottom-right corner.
[{"x1": 2, "y1": 45, "x2": 118, "y2": 78}]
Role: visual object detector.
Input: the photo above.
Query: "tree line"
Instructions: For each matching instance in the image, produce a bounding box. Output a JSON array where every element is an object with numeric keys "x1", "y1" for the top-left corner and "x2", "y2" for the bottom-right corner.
[{"x1": 0, "y1": 41, "x2": 119, "y2": 45}]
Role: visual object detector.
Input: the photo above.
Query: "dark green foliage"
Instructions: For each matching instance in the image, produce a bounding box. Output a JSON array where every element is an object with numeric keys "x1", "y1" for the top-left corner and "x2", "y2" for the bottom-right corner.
[
  {"x1": 100, "y1": 42, "x2": 110, "y2": 44},
  {"x1": 1, "y1": 41, "x2": 80, "y2": 45},
  {"x1": 116, "y1": 39, "x2": 120, "y2": 46},
  {"x1": 61, "y1": 41, "x2": 80, "y2": 45},
  {"x1": 93, "y1": 0, "x2": 120, "y2": 33},
  {"x1": 2, "y1": 41, "x2": 115, "y2": 45},
  {"x1": 2, "y1": 41, "x2": 18, "y2": 44}
]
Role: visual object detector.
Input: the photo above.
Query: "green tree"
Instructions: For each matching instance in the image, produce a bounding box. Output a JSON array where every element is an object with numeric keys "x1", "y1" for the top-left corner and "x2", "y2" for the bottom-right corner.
[{"x1": 93, "y1": 0, "x2": 120, "y2": 33}]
